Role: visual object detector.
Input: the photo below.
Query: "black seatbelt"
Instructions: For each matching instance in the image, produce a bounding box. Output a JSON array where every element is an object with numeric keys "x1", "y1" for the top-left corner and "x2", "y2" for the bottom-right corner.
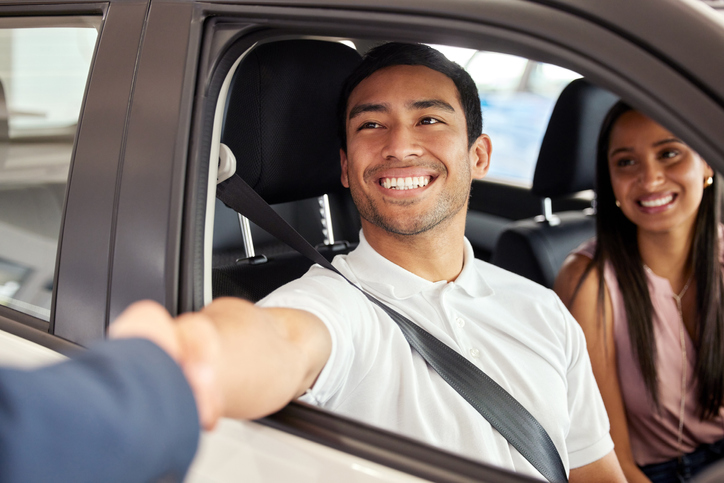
[{"x1": 217, "y1": 174, "x2": 568, "y2": 483}]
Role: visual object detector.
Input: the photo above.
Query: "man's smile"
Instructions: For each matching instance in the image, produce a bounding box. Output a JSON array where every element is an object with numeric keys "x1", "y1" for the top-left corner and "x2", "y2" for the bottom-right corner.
[
  {"x1": 380, "y1": 175, "x2": 432, "y2": 190},
  {"x1": 362, "y1": 162, "x2": 444, "y2": 196}
]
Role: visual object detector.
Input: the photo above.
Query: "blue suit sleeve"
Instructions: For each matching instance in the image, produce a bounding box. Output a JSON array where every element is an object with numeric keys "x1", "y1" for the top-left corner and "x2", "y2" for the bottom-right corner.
[{"x1": 0, "y1": 338, "x2": 200, "y2": 483}]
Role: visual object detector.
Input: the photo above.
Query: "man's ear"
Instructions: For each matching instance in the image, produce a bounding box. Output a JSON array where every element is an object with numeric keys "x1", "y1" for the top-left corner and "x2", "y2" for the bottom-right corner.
[
  {"x1": 469, "y1": 134, "x2": 492, "y2": 180},
  {"x1": 340, "y1": 148, "x2": 350, "y2": 188}
]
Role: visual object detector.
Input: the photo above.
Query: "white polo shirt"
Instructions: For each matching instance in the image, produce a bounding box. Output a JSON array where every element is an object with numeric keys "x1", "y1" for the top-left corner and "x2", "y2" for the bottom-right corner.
[{"x1": 258, "y1": 232, "x2": 612, "y2": 479}]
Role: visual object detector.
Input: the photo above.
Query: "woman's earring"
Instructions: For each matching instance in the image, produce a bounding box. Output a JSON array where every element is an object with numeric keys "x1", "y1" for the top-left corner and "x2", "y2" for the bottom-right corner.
[
  {"x1": 615, "y1": 200, "x2": 621, "y2": 207},
  {"x1": 705, "y1": 176, "x2": 714, "y2": 188}
]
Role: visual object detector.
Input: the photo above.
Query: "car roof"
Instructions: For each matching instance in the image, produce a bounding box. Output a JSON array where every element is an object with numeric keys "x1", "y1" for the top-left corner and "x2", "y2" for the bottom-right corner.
[{"x1": 7, "y1": 0, "x2": 722, "y2": 102}]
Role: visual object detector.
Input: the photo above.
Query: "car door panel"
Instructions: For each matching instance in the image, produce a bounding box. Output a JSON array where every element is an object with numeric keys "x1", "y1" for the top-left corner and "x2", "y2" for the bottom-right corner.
[{"x1": 0, "y1": 0, "x2": 722, "y2": 481}]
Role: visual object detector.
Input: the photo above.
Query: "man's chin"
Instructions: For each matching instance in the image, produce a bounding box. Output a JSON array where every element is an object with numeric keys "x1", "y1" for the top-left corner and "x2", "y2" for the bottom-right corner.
[{"x1": 362, "y1": 214, "x2": 446, "y2": 237}]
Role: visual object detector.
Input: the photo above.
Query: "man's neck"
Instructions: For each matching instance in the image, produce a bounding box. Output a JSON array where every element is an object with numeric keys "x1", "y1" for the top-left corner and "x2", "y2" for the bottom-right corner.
[{"x1": 360, "y1": 216, "x2": 467, "y2": 283}]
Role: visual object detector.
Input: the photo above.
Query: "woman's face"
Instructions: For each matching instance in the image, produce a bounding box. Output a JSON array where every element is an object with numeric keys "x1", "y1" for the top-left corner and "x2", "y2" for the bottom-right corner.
[{"x1": 607, "y1": 110, "x2": 713, "y2": 236}]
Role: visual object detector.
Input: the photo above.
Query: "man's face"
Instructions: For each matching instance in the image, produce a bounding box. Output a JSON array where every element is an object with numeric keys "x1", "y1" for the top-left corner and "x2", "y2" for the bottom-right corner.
[{"x1": 340, "y1": 64, "x2": 490, "y2": 237}]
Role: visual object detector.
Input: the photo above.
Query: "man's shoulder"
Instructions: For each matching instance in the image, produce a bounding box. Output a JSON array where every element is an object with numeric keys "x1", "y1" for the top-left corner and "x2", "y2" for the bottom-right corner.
[
  {"x1": 470, "y1": 258, "x2": 573, "y2": 328},
  {"x1": 258, "y1": 260, "x2": 363, "y2": 307},
  {"x1": 473, "y1": 258, "x2": 555, "y2": 297}
]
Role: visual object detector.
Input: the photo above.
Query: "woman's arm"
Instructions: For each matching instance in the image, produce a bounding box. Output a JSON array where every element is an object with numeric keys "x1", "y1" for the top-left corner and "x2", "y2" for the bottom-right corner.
[{"x1": 555, "y1": 254, "x2": 650, "y2": 483}]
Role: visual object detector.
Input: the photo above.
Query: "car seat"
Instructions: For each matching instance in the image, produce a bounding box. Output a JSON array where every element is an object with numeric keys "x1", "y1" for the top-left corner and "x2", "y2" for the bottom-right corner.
[
  {"x1": 212, "y1": 39, "x2": 362, "y2": 301},
  {"x1": 490, "y1": 79, "x2": 618, "y2": 288}
]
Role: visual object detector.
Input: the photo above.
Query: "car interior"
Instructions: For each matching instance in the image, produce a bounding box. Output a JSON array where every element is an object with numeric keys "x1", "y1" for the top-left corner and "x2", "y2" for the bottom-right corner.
[
  {"x1": 210, "y1": 39, "x2": 363, "y2": 303},
  {"x1": 206, "y1": 37, "x2": 612, "y2": 304},
  {"x1": 491, "y1": 78, "x2": 619, "y2": 288}
]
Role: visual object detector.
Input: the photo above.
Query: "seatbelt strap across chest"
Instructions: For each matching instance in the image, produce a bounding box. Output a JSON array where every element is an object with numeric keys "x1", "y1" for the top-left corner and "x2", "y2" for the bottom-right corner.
[{"x1": 217, "y1": 175, "x2": 568, "y2": 483}]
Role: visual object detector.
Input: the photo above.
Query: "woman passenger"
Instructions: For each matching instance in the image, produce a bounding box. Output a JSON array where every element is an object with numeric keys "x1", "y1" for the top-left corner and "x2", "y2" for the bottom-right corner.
[{"x1": 554, "y1": 102, "x2": 724, "y2": 483}]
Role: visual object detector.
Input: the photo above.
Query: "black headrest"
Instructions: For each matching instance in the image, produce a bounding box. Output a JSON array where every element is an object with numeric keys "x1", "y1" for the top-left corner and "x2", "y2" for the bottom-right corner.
[
  {"x1": 222, "y1": 40, "x2": 362, "y2": 205},
  {"x1": 532, "y1": 78, "x2": 618, "y2": 199}
]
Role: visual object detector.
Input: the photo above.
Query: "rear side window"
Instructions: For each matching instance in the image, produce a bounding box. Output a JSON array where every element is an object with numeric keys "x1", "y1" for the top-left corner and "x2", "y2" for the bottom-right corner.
[
  {"x1": 431, "y1": 45, "x2": 581, "y2": 185},
  {"x1": 0, "y1": 17, "x2": 100, "y2": 321}
]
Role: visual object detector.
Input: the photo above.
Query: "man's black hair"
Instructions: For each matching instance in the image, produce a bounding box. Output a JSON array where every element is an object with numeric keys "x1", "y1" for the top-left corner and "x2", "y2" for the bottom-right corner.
[{"x1": 338, "y1": 42, "x2": 482, "y2": 152}]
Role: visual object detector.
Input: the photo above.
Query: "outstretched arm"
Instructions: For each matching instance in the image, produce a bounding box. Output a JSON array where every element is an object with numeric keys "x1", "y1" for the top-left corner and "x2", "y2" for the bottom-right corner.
[
  {"x1": 111, "y1": 297, "x2": 332, "y2": 424},
  {"x1": 555, "y1": 254, "x2": 649, "y2": 483},
  {"x1": 194, "y1": 297, "x2": 332, "y2": 420}
]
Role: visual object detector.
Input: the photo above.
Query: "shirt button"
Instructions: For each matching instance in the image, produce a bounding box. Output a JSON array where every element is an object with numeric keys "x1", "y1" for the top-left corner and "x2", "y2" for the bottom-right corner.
[
  {"x1": 456, "y1": 317, "x2": 465, "y2": 328},
  {"x1": 469, "y1": 348, "x2": 480, "y2": 359}
]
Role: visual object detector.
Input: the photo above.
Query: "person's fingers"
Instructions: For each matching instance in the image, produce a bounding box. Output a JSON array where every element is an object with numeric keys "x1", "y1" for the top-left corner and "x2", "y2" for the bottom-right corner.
[
  {"x1": 108, "y1": 301, "x2": 181, "y2": 362},
  {"x1": 176, "y1": 313, "x2": 225, "y2": 430},
  {"x1": 110, "y1": 302, "x2": 226, "y2": 429}
]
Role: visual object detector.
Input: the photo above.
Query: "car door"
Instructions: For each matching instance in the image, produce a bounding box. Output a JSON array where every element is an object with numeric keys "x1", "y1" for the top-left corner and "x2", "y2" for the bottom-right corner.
[
  {"x1": 1, "y1": 0, "x2": 723, "y2": 482},
  {"x1": 171, "y1": 1, "x2": 723, "y2": 481}
]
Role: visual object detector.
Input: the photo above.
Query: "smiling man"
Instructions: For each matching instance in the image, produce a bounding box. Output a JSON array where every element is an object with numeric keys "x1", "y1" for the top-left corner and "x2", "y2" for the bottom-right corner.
[
  {"x1": 201, "y1": 43, "x2": 625, "y2": 482},
  {"x1": 339, "y1": 59, "x2": 489, "y2": 282}
]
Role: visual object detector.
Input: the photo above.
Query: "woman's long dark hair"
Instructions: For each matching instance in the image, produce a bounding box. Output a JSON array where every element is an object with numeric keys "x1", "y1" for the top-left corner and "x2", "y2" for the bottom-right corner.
[{"x1": 586, "y1": 102, "x2": 724, "y2": 418}]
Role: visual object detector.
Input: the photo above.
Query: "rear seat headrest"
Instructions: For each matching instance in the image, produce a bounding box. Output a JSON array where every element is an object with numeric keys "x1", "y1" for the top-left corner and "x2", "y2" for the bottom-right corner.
[
  {"x1": 221, "y1": 40, "x2": 362, "y2": 205},
  {"x1": 532, "y1": 78, "x2": 619, "y2": 199}
]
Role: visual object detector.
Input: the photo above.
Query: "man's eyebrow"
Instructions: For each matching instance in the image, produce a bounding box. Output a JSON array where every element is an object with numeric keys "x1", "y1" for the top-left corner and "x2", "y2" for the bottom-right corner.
[
  {"x1": 408, "y1": 99, "x2": 455, "y2": 112},
  {"x1": 348, "y1": 103, "x2": 389, "y2": 121}
]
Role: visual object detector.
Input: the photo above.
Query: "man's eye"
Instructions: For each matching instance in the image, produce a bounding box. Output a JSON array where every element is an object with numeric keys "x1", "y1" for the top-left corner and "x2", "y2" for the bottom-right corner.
[
  {"x1": 420, "y1": 117, "x2": 441, "y2": 125},
  {"x1": 358, "y1": 122, "x2": 382, "y2": 130}
]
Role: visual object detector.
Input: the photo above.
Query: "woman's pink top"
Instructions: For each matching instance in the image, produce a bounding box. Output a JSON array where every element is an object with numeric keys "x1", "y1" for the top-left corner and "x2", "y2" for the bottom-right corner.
[{"x1": 574, "y1": 239, "x2": 724, "y2": 466}]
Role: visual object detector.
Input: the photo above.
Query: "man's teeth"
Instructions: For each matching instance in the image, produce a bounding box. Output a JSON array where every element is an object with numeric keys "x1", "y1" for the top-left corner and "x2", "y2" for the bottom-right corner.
[
  {"x1": 640, "y1": 194, "x2": 674, "y2": 207},
  {"x1": 381, "y1": 176, "x2": 431, "y2": 190}
]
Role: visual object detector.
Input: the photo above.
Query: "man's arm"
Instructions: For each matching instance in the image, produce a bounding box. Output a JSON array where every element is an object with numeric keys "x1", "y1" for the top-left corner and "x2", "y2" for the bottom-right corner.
[
  {"x1": 193, "y1": 297, "x2": 332, "y2": 420},
  {"x1": 569, "y1": 450, "x2": 625, "y2": 483},
  {"x1": 110, "y1": 297, "x2": 332, "y2": 422}
]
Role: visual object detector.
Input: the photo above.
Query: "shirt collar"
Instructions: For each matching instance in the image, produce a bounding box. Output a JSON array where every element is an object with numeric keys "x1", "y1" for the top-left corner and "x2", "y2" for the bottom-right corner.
[{"x1": 344, "y1": 230, "x2": 493, "y2": 300}]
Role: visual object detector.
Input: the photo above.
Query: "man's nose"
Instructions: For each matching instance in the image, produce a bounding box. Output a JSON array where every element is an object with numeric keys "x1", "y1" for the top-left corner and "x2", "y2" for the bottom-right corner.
[{"x1": 381, "y1": 125, "x2": 424, "y2": 160}]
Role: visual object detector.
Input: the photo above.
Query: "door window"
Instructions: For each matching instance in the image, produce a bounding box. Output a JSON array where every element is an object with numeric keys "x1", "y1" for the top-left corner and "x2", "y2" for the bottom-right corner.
[{"x1": 0, "y1": 17, "x2": 100, "y2": 321}]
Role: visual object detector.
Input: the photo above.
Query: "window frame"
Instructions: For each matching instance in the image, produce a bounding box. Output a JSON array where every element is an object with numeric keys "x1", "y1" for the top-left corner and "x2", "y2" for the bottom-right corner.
[
  {"x1": 0, "y1": 0, "x2": 718, "y2": 479},
  {"x1": 186, "y1": 1, "x2": 724, "y2": 312},
  {"x1": 177, "y1": 1, "x2": 724, "y2": 479},
  {"x1": 0, "y1": 3, "x2": 107, "y2": 350}
]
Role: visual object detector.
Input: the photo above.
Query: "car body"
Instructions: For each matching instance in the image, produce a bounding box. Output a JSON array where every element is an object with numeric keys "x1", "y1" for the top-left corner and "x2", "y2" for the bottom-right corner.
[{"x1": 0, "y1": 0, "x2": 723, "y2": 481}]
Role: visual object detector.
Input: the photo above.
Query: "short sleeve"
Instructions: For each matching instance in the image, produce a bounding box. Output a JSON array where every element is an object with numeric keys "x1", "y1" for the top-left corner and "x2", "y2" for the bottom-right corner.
[
  {"x1": 257, "y1": 266, "x2": 376, "y2": 405},
  {"x1": 557, "y1": 296, "x2": 614, "y2": 468}
]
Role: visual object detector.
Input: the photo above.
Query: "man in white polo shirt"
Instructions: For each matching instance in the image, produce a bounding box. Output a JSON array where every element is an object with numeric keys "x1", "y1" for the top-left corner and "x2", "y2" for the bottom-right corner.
[{"x1": 200, "y1": 42, "x2": 625, "y2": 482}]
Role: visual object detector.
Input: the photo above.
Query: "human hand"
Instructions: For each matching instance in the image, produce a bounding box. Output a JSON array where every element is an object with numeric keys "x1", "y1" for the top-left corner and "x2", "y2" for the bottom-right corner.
[{"x1": 109, "y1": 301, "x2": 225, "y2": 431}]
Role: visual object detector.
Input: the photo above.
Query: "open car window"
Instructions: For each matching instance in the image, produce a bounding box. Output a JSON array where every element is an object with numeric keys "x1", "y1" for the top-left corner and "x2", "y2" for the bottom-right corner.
[
  {"x1": 184, "y1": 1, "x2": 724, "y2": 478},
  {"x1": 203, "y1": 35, "x2": 601, "y2": 477}
]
